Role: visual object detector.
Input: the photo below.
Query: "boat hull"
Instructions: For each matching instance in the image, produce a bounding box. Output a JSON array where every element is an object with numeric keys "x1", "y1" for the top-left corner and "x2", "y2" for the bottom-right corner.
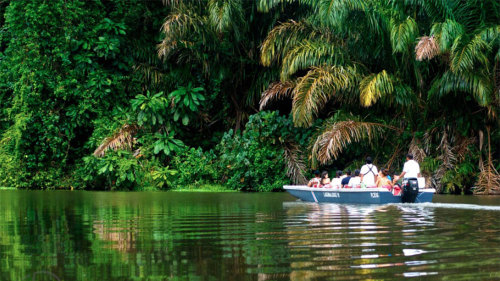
[{"x1": 284, "y1": 186, "x2": 435, "y2": 204}]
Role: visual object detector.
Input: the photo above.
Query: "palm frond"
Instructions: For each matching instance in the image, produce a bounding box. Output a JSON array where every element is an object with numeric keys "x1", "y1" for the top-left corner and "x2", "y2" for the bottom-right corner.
[
  {"x1": 431, "y1": 129, "x2": 457, "y2": 192},
  {"x1": 423, "y1": 129, "x2": 434, "y2": 155},
  {"x1": 246, "y1": 68, "x2": 281, "y2": 108},
  {"x1": 257, "y1": 0, "x2": 298, "y2": 12},
  {"x1": 412, "y1": 0, "x2": 460, "y2": 21},
  {"x1": 261, "y1": 20, "x2": 324, "y2": 67},
  {"x1": 437, "y1": 130, "x2": 456, "y2": 169},
  {"x1": 391, "y1": 16, "x2": 418, "y2": 54},
  {"x1": 453, "y1": 136, "x2": 475, "y2": 162},
  {"x1": 283, "y1": 141, "x2": 308, "y2": 184},
  {"x1": 134, "y1": 63, "x2": 167, "y2": 89},
  {"x1": 259, "y1": 80, "x2": 296, "y2": 110},
  {"x1": 359, "y1": 70, "x2": 393, "y2": 107},
  {"x1": 319, "y1": 0, "x2": 391, "y2": 39},
  {"x1": 130, "y1": 40, "x2": 170, "y2": 89},
  {"x1": 162, "y1": 0, "x2": 203, "y2": 6},
  {"x1": 292, "y1": 65, "x2": 357, "y2": 127},
  {"x1": 157, "y1": 11, "x2": 203, "y2": 59},
  {"x1": 312, "y1": 120, "x2": 396, "y2": 164},
  {"x1": 430, "y1": 19, "x2": 465, "y2": 53},
  {"x1": 450, "y1": 33, "x2": 490, "y2": 73},
  {"x1": 280, "y1": 39, "x2": 346, "y2": 80},
  {"x1": 393, "y1": 84, "x2": 416, "y2": 107},
  {"x1": 208, "y1": 0, "x2": 245, "y2": 40},
  {"x1": 311, "y1": 0, "x2": 367, "y2": 30},
  {"x1": 94, "y1": 124, "x2": 139, "y2": 157},
  {"x1": 365, "y1": 5, "x2": 391, "y2": 38},
  {"x1": 408, "y1": 137, "x2": 426, "y2": 163},
  {"x1": 429, "y1": 70, "x2": 493, "y2": 106},
  {"x1": 479, "y1": 25, "x2": 500, "y2": 43},
  {"x1": 415, "y1": 35, "x2": 440, "y2": 61},
  {"x1": 257, "y1": 0, "x2": 282, "y2": 12},
  {"x1": 157, "y1": 39, "x2": 178, "y2": 60}
]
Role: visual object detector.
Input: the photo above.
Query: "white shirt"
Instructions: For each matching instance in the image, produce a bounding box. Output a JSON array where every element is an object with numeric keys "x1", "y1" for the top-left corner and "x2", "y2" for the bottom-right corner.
[
  {"x1": 348, "y1": 176, "x2": 361, "y2": 187},
  {"x1": 360, "y1": 164, "x2": 378, "y2": 186},
  {"x1": 331, "y1": 178, "x2": 342, "y2": 188},
  {"x1": 403, "y1": 159, "x2": 420, "y2": 178},
  {"x1": 308, "y1": 177, "x2": 321, "y2": 187}
]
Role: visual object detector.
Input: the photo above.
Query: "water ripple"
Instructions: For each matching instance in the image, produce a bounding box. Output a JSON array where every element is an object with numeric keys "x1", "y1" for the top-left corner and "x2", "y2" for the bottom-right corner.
[{"x1": 1, "y1": 191, "x2": 500, "y2": 280}]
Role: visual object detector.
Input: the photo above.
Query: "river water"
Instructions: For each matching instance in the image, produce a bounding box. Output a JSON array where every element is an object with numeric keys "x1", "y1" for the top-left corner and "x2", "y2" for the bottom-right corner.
[{"x1": 1, "y1": 191, "x2": 500, "y2": 281}]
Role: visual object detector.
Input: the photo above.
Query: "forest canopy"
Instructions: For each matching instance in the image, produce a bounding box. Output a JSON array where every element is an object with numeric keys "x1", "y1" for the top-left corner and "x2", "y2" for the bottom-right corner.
[{"x1": 0, "y1": 0, "x2": 498, "y2": 194}]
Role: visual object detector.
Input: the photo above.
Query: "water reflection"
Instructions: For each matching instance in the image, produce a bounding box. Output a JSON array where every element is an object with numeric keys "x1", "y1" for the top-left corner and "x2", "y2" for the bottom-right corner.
[
  {"x1": 281, "y1": 202, "x2": 443, "y2": 280},
  {"x1": 0, "y1": 191, "x2": 499, "y2": 280}
]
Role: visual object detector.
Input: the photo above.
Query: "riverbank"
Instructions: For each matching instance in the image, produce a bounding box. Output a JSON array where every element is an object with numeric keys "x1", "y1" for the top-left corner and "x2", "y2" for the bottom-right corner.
[
  {"x1": 171, "y1": 184, "x2": 238, "y2": 192},
  {"x1": 0, "y1": 184, "x2": 238, "y2": 192}
]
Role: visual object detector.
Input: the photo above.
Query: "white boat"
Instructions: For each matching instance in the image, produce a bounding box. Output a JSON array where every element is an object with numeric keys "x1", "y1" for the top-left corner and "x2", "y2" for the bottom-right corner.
[{"x1": 284, "y1": 178, "x2": 436, "y2": 204}]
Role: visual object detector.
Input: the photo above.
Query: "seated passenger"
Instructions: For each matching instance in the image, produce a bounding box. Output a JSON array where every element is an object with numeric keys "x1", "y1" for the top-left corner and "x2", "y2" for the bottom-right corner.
[
  {"x1": 320, "y1": 171, "x2": 331, "y2": 188},
  {"x1": 348, "y1": 169, "x2": 361, "y2": 188},
  {"x1": 376, "y1": 168, "x2": 393, "y2": 189},
  {"x1": 307, "y1": 170, "x2": 321, "y2": 188},
  {"x1": 341, "y1": 170, "x2": 351, "y2": 188},
  {"x1": 339, "y1": 170, "x2": 347, "y2": 180},
  {"x1": 330, "y1": 170, "x2": 343, "y2": 188}
]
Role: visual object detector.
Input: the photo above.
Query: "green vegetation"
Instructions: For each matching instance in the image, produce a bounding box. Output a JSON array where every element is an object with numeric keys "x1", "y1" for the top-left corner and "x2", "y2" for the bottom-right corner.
[
  {"x1": 0, "y1": 0, "x2": 498, "y2": 194},
  {"x1": 173, "y1": 184, "x2": 236, "y2": 192}
]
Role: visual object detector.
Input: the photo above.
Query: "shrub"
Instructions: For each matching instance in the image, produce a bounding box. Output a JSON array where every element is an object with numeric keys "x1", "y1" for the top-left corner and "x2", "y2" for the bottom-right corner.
[
  {"x1": 215, "y1": 111, "x2": 296, "y2": 191},
  {"x1": 76, "y1": 150, "x2": 144, "y2": 190},
  {"x1": 170, "y1": 147, "x2": 217, "y2": 187}
]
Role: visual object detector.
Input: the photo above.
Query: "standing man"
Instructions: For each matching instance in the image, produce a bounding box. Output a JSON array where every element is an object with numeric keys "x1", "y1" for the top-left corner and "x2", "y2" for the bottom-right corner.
[
  {"x1": 360, "y1": 157, "x2": 378, "y2": 187},
  {"x1": 393, "y1": 153, "x2": 421, "y2": 183}
]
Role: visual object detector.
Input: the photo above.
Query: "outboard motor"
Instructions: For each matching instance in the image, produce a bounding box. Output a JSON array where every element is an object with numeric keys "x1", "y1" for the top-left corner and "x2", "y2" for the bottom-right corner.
[{"x1": 401, "y1": 178, "x2": 419, "y2": 203}]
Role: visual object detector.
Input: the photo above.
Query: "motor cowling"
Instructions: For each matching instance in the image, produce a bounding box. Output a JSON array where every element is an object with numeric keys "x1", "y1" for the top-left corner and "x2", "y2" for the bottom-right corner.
[{"x1": 401, "y1": 178, "x2": 419, "y2": 203}]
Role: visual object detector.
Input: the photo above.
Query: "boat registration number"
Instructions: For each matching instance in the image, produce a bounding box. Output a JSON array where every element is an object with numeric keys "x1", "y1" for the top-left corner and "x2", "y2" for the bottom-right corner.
[
  {"x1": 370, "y1": 192, "x2": 379, "y2": 198},
  {"x1": 324, "y1": 192, "x2": 340, "y2": 198}
]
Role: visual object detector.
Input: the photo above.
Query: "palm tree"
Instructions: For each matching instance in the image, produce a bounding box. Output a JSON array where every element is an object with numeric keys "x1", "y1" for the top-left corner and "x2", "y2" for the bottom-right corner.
[
  {"x1": 157, "y1": 0, "x2": 288, "y2": 130},
  {"x1": 259, "y1": 0, "x2": 499, "y2": 191},
  {"x1": 414, "y1": 1, "x2": 500, "y2": 193},
  {"x1": 259, "y1": 0, "x2": 420, "y2": 165}
]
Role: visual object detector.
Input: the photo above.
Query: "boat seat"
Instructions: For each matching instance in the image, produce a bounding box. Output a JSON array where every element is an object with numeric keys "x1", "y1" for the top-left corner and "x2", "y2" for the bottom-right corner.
[{"x1": 382, "y1": 185, "x2": 392, "y2": 191}]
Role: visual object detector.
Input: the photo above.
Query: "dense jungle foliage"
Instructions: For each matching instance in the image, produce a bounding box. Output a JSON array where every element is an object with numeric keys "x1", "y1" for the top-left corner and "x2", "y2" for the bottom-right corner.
[{"x1": 0, "y1": 0, "x2": 498, "y2": 194}]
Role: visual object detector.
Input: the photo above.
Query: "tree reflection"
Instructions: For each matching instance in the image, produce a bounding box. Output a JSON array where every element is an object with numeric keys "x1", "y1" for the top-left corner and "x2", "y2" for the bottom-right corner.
[{"x1": 1, "y1": 191, "x2": 499, "y2": 281}]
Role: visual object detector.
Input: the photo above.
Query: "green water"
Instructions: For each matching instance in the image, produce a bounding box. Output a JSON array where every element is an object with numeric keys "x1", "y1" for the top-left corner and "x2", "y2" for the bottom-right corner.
[{"x1": 1, "y1": 191, "x2": 500, "y2": 281}]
